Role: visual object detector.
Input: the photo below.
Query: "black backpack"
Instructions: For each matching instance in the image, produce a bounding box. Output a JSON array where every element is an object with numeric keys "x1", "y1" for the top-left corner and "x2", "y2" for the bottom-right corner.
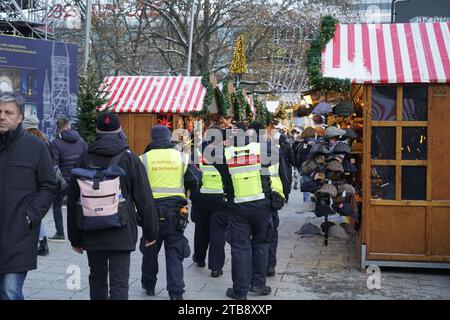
[{"x1": 294, "y1": 142, "x2": 312, "y2": 168}]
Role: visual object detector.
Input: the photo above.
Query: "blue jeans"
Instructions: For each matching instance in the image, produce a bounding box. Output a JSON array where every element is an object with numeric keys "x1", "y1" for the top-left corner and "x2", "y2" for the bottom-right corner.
[
  {"x1": 0, "y1": 272, "x2": 27, "y2": 300},
  {"x1": 301, "y1": 176, "x2": 311, "y2": 202},
  {"x1": 52, "y1": 188, "x2": 67, "y2": 236},
  {"x1": 39, "y1": 223, "x2": 47, "y2": 241}
]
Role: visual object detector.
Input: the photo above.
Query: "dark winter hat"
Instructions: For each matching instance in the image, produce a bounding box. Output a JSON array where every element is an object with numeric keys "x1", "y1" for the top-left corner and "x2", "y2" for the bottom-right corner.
[
  {"x1": 296, "y1": 223, "x2": 321, "y2": 237},
  {"x1": 315, "y1": 204, "x2": 334, "y2": 217},
  {"x1": 333, "y1": 100, "x2": 355, "y2": 117},
  {"x1": 325, "y1": 126, "x2": 346, "y2": 139},
  {"x1": 151, "y1": 125, "x2": 171, "y2": 141},
  {"x1": 310, "y1": 144, "x2": 331, "y2": 156},
  {"x1": 332, "y1": 142, "x2": 352, "y2": 155},
  {"x1": 96, "y1": 112, "x2": 121, "y2": 133},
  {"x1": 342, "y1": 128, "x2": 358, "y2": 140},
  {"x1": 332, "y1": 202, "x2": 355, "y2": 217},
  {"x1": 342, "y1": 159, "x2": 358, "y2": 173},
  {"x1": 301, "y1": 160, "x2": 318, "y2": 176},
  {"x1": 300, "y1": 180, "x2": 320, "y2": 193},
  {"x1": 326, "y1": 160, "x2": 344, "y2": 173},
  {"x1": 248, "y1": 121, "x2": 263, "y2": 131}
]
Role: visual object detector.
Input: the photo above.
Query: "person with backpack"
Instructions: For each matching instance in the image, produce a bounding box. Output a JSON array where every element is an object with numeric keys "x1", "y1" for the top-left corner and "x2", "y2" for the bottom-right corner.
[
  {"x1": 49, "y1": 117, "x2": 87, "y2": 243},
  {"x1": 139, "y1": 125, "x2": 201, "y2": 300},
  {"x1": 67, "y1": 113, "x2": 158, "y2": 300}
]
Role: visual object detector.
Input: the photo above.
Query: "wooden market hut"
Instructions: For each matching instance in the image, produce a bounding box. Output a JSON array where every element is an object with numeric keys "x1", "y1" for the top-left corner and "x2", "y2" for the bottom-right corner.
[
  {"x1": 99, "y1": 76, "x2": 207, "y2": 155},
  {"x1": 320, "y1": 22, "x2": 450, "y2": 268}
]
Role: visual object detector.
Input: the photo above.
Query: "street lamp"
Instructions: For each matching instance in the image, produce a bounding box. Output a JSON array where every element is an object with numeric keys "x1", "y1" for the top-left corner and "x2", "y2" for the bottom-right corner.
[
  {"x1": 187, "y1": 0, "x2": 196, "y2": 77},
  {"x1": 83, "y1": 0, "x2": 92, "y2": 73}
]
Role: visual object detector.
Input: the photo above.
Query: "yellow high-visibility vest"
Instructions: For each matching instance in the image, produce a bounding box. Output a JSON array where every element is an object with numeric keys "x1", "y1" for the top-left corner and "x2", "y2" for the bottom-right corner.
[
  {"x1": 224, "y1": 142, "x2": 265, "y2": 204},
  {"x1": 197, "y1": 149, "x2": 223, "y2": 194},
  {"x1": 140, "y1": 148, "x2": 188, "y2": 199},
  {"x1": 269, "y1": 162, "x2": 285, "y2": 199}
]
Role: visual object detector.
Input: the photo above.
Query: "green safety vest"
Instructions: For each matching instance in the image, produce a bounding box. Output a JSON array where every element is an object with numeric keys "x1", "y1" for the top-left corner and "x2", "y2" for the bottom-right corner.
[
  {"x1": 269, "y1": 162, "x2": 285, "y2": 199},
  {"x1": 197, "y1": 149, "x2": 223, "y2": 194},
  {"x1": 224, "y1": 142, "x2": 265, "y2": 204},
  {"x1": 140, "y1": 148, "x2": 188, "y2": 199}
]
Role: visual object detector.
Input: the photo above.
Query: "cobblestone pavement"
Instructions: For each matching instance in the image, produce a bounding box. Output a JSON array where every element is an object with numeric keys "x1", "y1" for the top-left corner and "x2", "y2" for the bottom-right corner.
[{"x1": 24, "y1": 191, "x2": 450, "y2": 300}]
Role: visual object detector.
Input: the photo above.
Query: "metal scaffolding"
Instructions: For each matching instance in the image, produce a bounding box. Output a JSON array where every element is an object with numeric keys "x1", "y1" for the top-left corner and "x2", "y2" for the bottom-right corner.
[{"x1": 0, "y1": 0, "x2": 51, "y2": 39}]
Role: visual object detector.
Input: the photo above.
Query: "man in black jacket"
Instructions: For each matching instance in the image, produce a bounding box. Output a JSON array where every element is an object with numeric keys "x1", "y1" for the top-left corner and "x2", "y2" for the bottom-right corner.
[
  {"x1": 49, "y1": 117, "x2": 87, "y2": 242},
  {"x1": 67, "y1": 113, "x2": 159, "y2": 300},
  {"x1": 140, "y1": 125, "x2": 200, "y2": 300},
  {"x1": 0, "y1": 92, "x2": 56, "y2": 300}
]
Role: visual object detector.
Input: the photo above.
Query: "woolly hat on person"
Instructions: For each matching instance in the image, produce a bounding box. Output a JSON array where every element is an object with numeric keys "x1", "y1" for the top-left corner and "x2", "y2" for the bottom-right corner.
[
  {"x1": 96, "y1": 112, "x2": 121, "y2": 133},
  {"x1": 22, "y1": 114, "x2": 40, "y2": 130},
  {"x1": 151, "y1": 125, "x2": 171, "y2": 141}
]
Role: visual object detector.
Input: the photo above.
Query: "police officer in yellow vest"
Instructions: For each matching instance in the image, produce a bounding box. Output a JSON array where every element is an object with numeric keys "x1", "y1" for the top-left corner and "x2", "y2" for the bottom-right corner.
[
  {"x1": 212, "y1": 121, "x2": 276, "y2": 300},
  {"x1": 190, "y1": 126, "x2": 228, "y2": 278},
  {"x1": 139, "y1": 125, "x2": 201, "y2": 300}
]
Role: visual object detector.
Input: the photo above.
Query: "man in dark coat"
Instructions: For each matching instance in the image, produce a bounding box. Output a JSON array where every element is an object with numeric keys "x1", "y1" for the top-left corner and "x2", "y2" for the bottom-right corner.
[
  {"x1": 0, "y1": 92, "x2": 56, "y2": 300},
  {"x1": 67, "y1": 113, "x2": 159, "y2": 300},
  {"x1": 49, "y1": 117, "x2": 87, "y2": 241}
]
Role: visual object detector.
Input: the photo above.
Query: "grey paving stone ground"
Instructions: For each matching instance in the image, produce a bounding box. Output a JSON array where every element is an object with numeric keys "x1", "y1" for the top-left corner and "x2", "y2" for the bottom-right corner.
[{"x1": 24, "y1": 191, "x2": 450, "y2": 300}]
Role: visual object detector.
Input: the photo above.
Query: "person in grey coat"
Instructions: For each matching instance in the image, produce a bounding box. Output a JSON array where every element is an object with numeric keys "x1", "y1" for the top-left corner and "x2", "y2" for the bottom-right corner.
[{"x1": 0, "y1": 92, "x2": 56, "y2": 300}]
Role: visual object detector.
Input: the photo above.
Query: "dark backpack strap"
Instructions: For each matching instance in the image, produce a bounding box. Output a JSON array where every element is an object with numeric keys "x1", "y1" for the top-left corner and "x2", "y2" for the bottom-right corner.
[{"x1": 109, "y1": 150, "x2": 127, "y2": 166}]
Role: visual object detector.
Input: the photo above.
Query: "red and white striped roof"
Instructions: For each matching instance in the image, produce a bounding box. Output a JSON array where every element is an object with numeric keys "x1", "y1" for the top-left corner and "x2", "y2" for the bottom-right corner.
[
  {"x1": 99, "y1": 76, "x2": 206, "y2": 113},
  {"x1": 321, "y1": 22, "x2": 450, "y2": 84}
]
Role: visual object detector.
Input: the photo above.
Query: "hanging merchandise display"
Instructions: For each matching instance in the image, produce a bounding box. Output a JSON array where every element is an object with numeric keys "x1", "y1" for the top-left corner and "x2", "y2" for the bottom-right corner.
[{"x1": 299, "y1": 124, "x2": 360, "y2": 245}]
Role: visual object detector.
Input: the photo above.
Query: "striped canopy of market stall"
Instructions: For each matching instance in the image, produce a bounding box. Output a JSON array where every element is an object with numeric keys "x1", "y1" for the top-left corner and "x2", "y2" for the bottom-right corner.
[
  {"x1": 99, "y1": 76, "x2": 207, "y2": 113},
  {"x1": 321, "y1": 22, "x2": 450, "y2": 84}
]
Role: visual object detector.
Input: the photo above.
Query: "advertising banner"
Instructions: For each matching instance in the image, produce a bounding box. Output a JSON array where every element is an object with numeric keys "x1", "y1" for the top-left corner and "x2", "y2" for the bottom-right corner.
[{"x1": 0, "y1": 35, "x2": 78, "y2": 138}]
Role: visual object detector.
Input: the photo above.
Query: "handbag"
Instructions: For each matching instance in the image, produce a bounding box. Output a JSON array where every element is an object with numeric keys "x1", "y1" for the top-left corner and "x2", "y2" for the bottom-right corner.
[{"x1": 54, "y1": 165, "x2": 68, "y2": 192}]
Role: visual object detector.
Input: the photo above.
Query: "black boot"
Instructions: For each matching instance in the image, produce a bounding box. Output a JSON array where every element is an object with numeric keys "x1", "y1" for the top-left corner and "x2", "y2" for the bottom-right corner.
[{"x1": 37, "y1": 237, "x2": 49, "y2": 256}]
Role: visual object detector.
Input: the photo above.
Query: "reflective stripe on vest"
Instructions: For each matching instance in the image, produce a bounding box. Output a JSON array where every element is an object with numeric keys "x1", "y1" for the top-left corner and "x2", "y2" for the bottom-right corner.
[
  {"x1": 225, "y1": 142, "x2": 265, "y2": 204},
  {"x1": 198, "y1": 149, "x2": 224, "y2": 194},
  {"x1": 269, "y1": 163, "x2": 285, "y2": 199},
  {"x1": 140, "y1": 149, "x2": 188, "y2": 199}
]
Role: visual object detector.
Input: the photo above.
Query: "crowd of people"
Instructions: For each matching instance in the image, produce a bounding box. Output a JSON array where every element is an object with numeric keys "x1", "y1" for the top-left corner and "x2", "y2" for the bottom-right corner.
[{"x1": 0, "y1": 91, "x2": 326, "y2": 301}]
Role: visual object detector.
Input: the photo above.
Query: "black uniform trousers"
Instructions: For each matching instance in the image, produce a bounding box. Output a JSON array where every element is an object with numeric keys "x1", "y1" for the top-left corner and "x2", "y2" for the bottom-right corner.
[
  {"x1": 192, "y1": 204, "x2": 228, "y2": 271},
  {"x1": 87, "y1": 250, "x2": 131, "y2": 300},
  {"x1": 227, "y1": 199, "x2": 273, "y2": 297},
  {"x1": 140, "y1": 208, "x2": 190, "y2": 298},
  {"x1": 268, "y1": 211, "x2": 280, "y2": 270}
]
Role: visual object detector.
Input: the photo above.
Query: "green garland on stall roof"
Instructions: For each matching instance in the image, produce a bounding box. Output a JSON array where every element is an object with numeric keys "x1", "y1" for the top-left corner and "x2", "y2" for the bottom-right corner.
[
  {"x1": 254, "y1": 95, "x2": 266, "y2": 126},
  {"x1": 192, "y1": 71, "x2": 213, "y2": 117},
  {"x1": 232, "y1": 91, "x2": 244, "y2": 122},
  {"x1": 215, "y1": 87, "x2": 225, "y2": 116},
  {"x1": 237, "y1": 89, "x2": 253, "y2": 123},
  {"x1": 265, "y1": 107, "x2": 272, "y2": 127},
  {"x1": 221, "y1": 80, "x2": 231, "y2": 116},
  {"x1": 306, "y1": 15, "x2": 351, "y2": 93}
]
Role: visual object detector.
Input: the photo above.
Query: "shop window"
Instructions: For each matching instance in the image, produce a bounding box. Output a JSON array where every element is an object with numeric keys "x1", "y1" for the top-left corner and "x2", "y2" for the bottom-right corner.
[
  {"x1": 371, "y1": 127, "x2": 396, "y2": 160},
  {"x1": 402, "y1": 127, "x2": 427, "y2": 160},
  {"x1": 402, "y1": 166, "x2": 427, "y2": 200},
  {"x1": 372, "y1": 86, "x2": 397, "y2": 121},
  {"x1": 371, "y1": 166, "x2": 396, "y2": 200},
  {"x1": 402, "y1": 85, "x2": 428, "y2": 121}
]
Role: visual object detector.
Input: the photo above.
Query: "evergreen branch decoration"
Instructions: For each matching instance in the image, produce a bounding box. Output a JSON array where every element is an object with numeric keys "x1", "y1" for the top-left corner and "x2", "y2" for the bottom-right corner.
[
  {"x1": 254, "y1": 95, "x2": 267, "y2": 127},
  {"x1": 73, "y1": 62, "x2": 110, "y2": 144},
  {"x1": 193, "y1": 71, "x2": 213, "y2": 117},
  {"x1": 222, "y1": 80, "x2": 231, "y2": 116},
  {"x1": 306, "y1": 15, "x2": 351, "y2": 93}
]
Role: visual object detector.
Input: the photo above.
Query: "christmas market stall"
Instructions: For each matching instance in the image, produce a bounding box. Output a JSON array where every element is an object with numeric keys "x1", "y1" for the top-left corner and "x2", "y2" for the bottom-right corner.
[
  {"x1": 98, "y1": 75, "x2": 207, "y2": 154},
  {"x1": 308, "y1": 17, "x2": 450, "y2": 268}
]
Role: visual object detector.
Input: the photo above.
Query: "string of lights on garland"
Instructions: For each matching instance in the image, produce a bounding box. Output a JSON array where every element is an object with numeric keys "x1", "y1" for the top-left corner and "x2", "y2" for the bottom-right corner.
[
  {"x1": 254, "y1": 95, "x2": 266, "y2": 126},
  {"x1": 221, "y1": 80, "x2": 231, "y2": 116},
  {"x1": 306, "y1": 15, "x2": 351, "y2": 93},
  {"x1": 231, "y1": 91, "x2": 244, "y2": 121}
]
